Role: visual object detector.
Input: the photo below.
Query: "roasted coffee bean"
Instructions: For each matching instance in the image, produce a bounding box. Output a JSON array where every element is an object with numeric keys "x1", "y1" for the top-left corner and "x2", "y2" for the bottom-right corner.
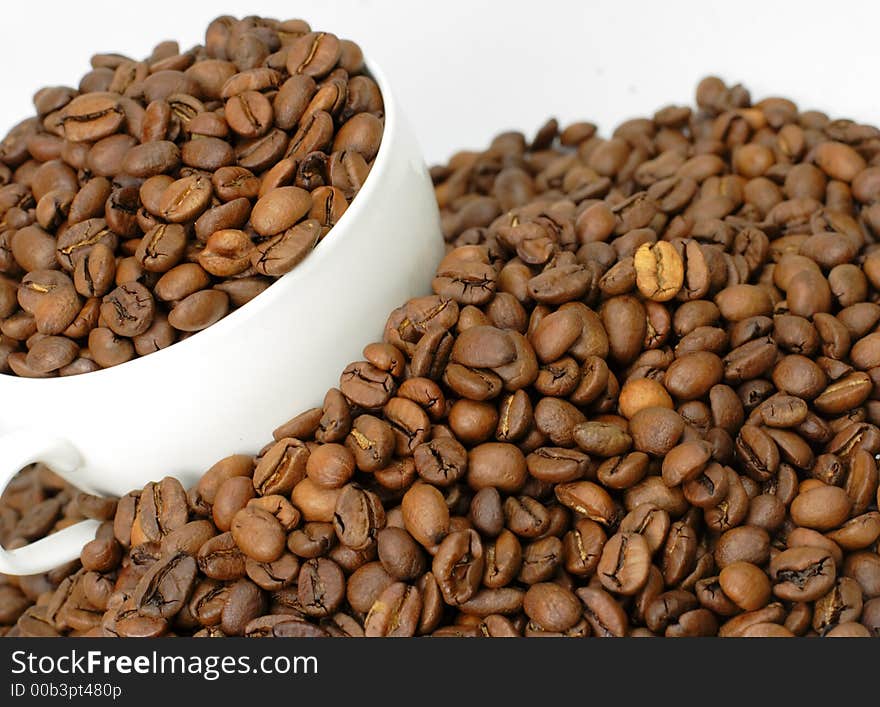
[
  {"x1": 231, "y1": 507, "x2": 286, "y2": 563},
  {"x1": 597, "y1": 532, "x2": 651, "y2": 595},
  {"x1": 364, "y1": 582, "x2": 422, "y2": 637},
  {"x1": 467, "y1": 442, "x2": 527, "y2": 493},
  {"x1": 634, "y1": 241, "x2": 684, "y2": 302},
  {"x1": 137, "y1": 477, "x2": 188, "y2": 542},
  {"x1": 573, "y1": 421, "x2": 632, "y2": 457},
  {"x1": 555, "y1": 481, "x2": 621, "y2": 527},
  {"x1": 577, "y1": 585, "x2": 628, "y2": 637},
  {"x1": 629, "y1": 406, "x2": 685, "y2": 455},
  {"x1": 245, "y1": 552, "x2": 300, "y2": 592},
  {"x1": 503, "y1": 496, "x2": 551, "y2": 538},
  {"x1": 402, "y1": 483, "x2": 450, "y2": 549},
  {"x1": 132, "y1": 552, "x2": 197, "y2": 619},
  {"x1": 298, "y1": 557, "x2": 345, "y2": 618},
  {"x1": 432, "y1": 529, "x2": 484, "y2": 605},
  {"x1": 221, "y1": 579, "x2": 267, "y2": 636},
  {"x1": 101, "y1": 282, "x2": 155, "y2": 337},
  {"x1": 305, "y1": 443, "x2": 354, "y2": 489},
  {"x1": 251, "y1": 219, "x2": 322, "y2": 276},
  {"x1": 160, "y1": 520, "x2": 216, "y2": 557},
  {"x1": 662, "y1": 441, "x2": 711, "y2": 486},
  {"x1": 167, "y1": 290, "x2": 229, "y2": 332},
  {"x1": 291, "y1": 478, "x2": 342, "y2": 523},
  {"x1": 735, "y1": 425, "x2": 780, "y2": 481},
  {"x1": 414, "y1": 437, "x2": 468, "y2": 486},
  {"x1": 340, "y1": 361, "x2": 396, "y2": 410},
  {"x1": 60, "y1": 93, "x2": 124, "y2": 143},
  {"x1": 333, "y1": 484, "x2": 385, "y2": 550},
  {"x1": 523, "y1": 582, "x2": 581, "y2": 632},
  {"x1": 25, "y1": 335, "x2": 78, "y2": 374},
  {"x1": 252, "y1": 438, "x2": 307, "y2": 496},
  {"x1": 790, "y1": 485, "x2": 852, "y2": 530},
  {"x1": 345, "y1": 415, "x2": 396, "y2": 472},
  {"x1": 771, "y1": 547, "x2": 837, "y2": 602},
  {"x1": 719, "y1": 561, "x2": 772, "y2": 611},
  {"x1": 619, "y1": 504, "x2": 669, "y2": 554},
  {"x1": 715, "y1": 525, "x2": 770, "y2": 569},
  {"x1": 528, "y1": 447, "x2": 593, "y2": 484}
]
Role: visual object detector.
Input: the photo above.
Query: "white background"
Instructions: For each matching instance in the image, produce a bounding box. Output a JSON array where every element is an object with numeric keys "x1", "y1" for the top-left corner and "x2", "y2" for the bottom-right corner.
[{"x1": 1, "y1": 0, "x2": 878, "y2": 165}]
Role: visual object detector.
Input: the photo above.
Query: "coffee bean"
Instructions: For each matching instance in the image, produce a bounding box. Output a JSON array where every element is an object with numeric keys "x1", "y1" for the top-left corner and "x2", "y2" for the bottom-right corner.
[
  {"x1": 25, "y1": 335, "x2": 78, "y2": 373},
  {"x1": 634, "y1": 241, "x2": 684, "y2": 301},
  {"x1": 251, "y1": 219, "x2": 322, "y2": 276},
  {"x1": 364, "y1": 582, "x2": 422, "y2": 637},
  {"x1": 160, "y1": 520, "x2": 216, "y2": 557},
  {"x1": 231, "y1": 507, "x2": 285, "y2": 562},
  {"x1": 101, "y1": 283, "x2": 155, "y2": 337},
  {"x1": 136, "y1": 477, "x2": 188, "y2": 543},
  {"x1": 735, "y1": 425, "x2": 780, "y2": 481},
  {"x1": 619, "y1": 504, "x2": 669, "y2": 553},
  {"x1": 286, "y1": 32, "x2": 341, "y2": 78},
  {"x1": 402, "y1": 484, "x2": 450, "y2": 549},
  {"x1": 60, "y1": 93, "x2": 124, "y2": 143},
  {"x1": 414, "y1": 437, "x2": 468, "y2": 486},
  {"x1": 298, "y1": 557, "x2": 345, "y2": 618},
  {"x1": 221, "y1": 579, "x2": 266, "y2": 636},
  {"x1": 629, "y1": 406, "x2": 685, "y2": 455},
  {"x1": 719, "y1": 561, "x2": 772, "y2": 611},
  {"x1": 573, "y1": 421, "x2": 632, "y2": 457},
  {"x1": 771, "y1": 547, "x2": 837, "y2": 602},
  {"x1": 790, "y1": 485, "x2": 852, "y2": 530},
  {"x1": 433, "y1": 529, "x2": 484, "y2": 605},
  {"x1": 523, "y1": 582, "x2": 581, "y2": 632},
  {"x1": 662, "y1": 441, "x2": 711, "y2": 486},
  {"x1": 577, "y1": 585, "x2": 628, "y2": 637},
  {"x1": 555, "y1": 481, "x2": 621, "y2": 527},
  {"x1": 597, "y1": 532, "x2": 651, "y2": 595},
  {"x1": 135, "y1": 224, "x2": 187, "y2": 273},
  {"x1": 132, "y1": 552, "x2": 197, "y2": 619},
  {"x1": 467, "y1": 443, "x2": 527, "y2": 493},
  {"x1": 333, "y1": 483, "x2": 385, "y2": 550},
  {"x1": 528, "y1": 447, "x2": 592, "y2": 484},
  {"x1": 167, "y1": 289, "x2": 229, "y2": 332}
]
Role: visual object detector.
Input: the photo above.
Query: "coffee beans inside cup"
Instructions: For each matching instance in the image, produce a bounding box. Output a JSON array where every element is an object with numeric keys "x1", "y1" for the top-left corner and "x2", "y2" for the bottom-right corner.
[
  {"x1": 3, "y1": 69, "x2": 880, "y2": 637},
  {"x1": 0, "y1": 15, "x2": 383, "y2": 377}
]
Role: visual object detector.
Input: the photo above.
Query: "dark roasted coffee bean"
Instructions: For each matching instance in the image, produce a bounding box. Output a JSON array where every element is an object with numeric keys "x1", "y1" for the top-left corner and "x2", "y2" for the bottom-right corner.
[
  {"x1": 231, "y1": 506, "x2": 285, "y2": 563},
  {"x1": 132, "y1": 552, "x2": 197, "y2": 619},
  {"x1": 597, "y1": 532, "x2": 651, "y2": 595},
  {"x1": 523, "y1": 582, "x2": 581, "y2": 632},
  {"x1": 401, "y1": 483, "x2": 450, "y2": 549},
  {"x1": 297, "y1": 557, "x2": 345, "y2": 618},
  {"x1": 101, "y1": 282, "x2": 155, "y2": 337},
  {"x1": 198, "y1": 532, "x2": 246, "y2": 581},
  {"x1": 137, "y1": 477, "x2": 188, "y2": 542},
  {"x1": 771, "y1": 547, "x2": 837, "y2": 602},
  {"x1": 221, "y1": 579, "x2": 266, "y2": 636}
]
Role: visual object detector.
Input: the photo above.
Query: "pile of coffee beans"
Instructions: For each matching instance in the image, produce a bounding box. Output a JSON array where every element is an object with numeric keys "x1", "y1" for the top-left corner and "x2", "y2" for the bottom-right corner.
[
  {"x1": 4, "y1": 76, "x2": 880, "y2": 637},
  {"x1": 0, "y1": 465, "x2": 115, "y2": 633},
  {"x1": 0, "y1": 15, "x2": 383, "y2": 377}
]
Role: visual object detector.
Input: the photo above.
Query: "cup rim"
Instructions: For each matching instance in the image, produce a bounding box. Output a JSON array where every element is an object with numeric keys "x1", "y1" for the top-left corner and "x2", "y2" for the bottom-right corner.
[{"x1": 0, "y1": 58, "x2": 398, "y2": 388}]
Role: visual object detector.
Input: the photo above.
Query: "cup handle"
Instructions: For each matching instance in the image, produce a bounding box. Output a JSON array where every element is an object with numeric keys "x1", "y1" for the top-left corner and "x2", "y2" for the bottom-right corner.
[{"x1": 0, "y1": 429, "x2": 100, "y2": 576}]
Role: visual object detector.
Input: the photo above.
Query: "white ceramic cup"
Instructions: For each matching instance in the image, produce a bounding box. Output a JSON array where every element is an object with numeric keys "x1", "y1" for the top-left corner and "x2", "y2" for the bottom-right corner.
[{"x1": 0, "y1": 60, "x2": 444, "y2": 575}]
